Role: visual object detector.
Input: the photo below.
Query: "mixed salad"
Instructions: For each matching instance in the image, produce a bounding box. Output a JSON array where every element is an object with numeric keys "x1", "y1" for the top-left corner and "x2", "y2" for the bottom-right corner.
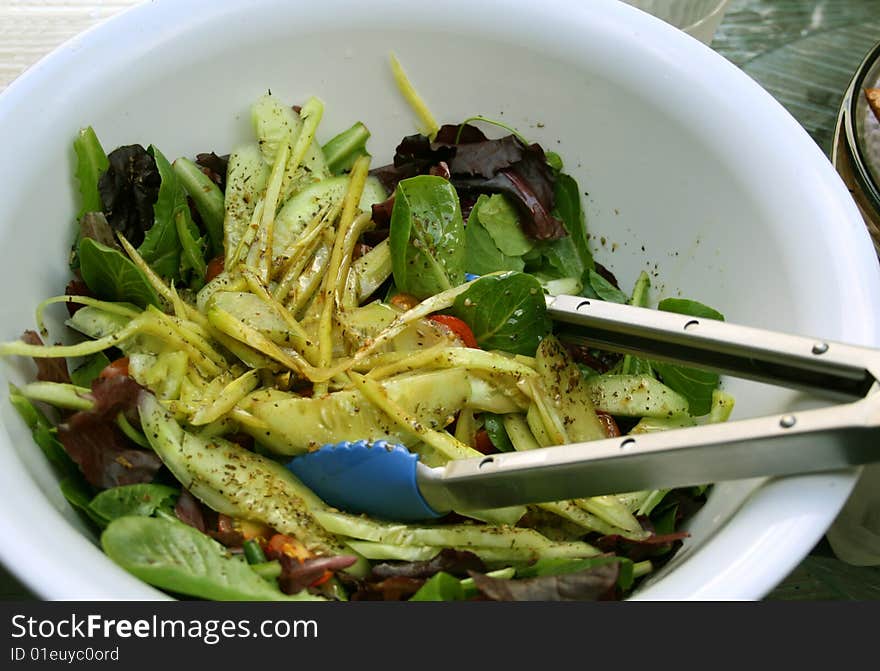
[{"x1": 0, "y1": 59, "x2": 733, "y2": 601}]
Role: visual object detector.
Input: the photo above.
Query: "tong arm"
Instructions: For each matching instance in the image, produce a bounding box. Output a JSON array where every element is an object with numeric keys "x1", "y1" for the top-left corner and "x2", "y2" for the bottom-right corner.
[
  {"x1": 547, "y1": 294, "x2": 880, "y2": 401},
  {"x1": 417, "y1": 296, "x2": 880, "y2": 512},
  {"x1": 419, "y1": 392, "x2": 880, "y2": 512}
]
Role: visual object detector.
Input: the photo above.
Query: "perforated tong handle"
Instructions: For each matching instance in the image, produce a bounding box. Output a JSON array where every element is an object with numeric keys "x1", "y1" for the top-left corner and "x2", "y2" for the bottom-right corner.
[
  {"x1": 545, "y1": 295, "x2": 880, "y2": 400},
  {"x1": 416, "y1": 297, "x2": 880, "y2": 514}
]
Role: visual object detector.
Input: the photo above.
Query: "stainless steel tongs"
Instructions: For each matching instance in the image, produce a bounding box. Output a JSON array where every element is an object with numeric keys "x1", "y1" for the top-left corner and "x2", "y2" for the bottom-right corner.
[{"x1": 288, "y1": 295, "x2": 880, "y2": 521}]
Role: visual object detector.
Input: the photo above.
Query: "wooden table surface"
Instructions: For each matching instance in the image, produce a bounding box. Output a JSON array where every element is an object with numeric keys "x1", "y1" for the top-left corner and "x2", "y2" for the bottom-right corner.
[{"x1": 2, "y1": 0, "x2": 879, "y2": 600}]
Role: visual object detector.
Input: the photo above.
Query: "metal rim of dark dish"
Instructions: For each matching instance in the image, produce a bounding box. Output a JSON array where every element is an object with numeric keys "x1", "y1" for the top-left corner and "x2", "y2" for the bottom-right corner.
[{"x1": 842, "y1": 39, "x2": 880, "y2": 217}]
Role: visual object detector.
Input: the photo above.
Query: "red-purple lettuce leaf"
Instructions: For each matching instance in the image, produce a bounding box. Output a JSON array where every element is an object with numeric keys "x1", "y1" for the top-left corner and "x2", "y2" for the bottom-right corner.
[
  {"x1": 370, "y1": 549, "x2": 486, "y2": 580},
  {"x1": 593, "y1": 262, "x2": 621, "y2": 289},
  {"x1": 64, "y1": 279, "x2": 94, "y2": 316},
  {"x1": 340, "y1": 549, "x2": 486, "y2": 601},
  {"x1": 97, "y1": 144, "x2": 161, "y2": 247},
  {"x1": 469, "y1": 561, "x2": 620, "y2": 601},
  {"x1": 174, "y1": 492, "x2": 247, "y2": 550},
  {"x1": 195, "y1": 152, "x2": 229, "y2": 191},
  {"x1": 454, "y1": 165, "x2": 566, "y2": 240},
  {"x1": 448, "y1": 135, "x2": 525, "y2": 178},
  {"x1": 428, "y1": 161, "x2": 451, "y2": 179},
  {"x1": 348, "y1": 575, "x2": 426, "y2": 601},
  {"x1": 370, "y1": 162, "x2": 421, "y2": 195},
  {"x1": 562, "y1": 340, "x2": 621, "y2": 374},
  {"x1": 21, "y1": 331, "x2": 71, "y2": 384},
  {"x1": 57, "y1": 376, "x2": 161, "y2": 489},
  {"x1": 516, "y1": 555, "x2": 635, "y2": 591},
  {"x1": 370, "y1": 195, "x2": 396, "y2": 228},
  {"x1": 596, "y1": 531, "x2": 690, "y2": 563},
  {"x1": 174, "y1": 488, "x2": 208, "y2": 532},
  {"x1": 372, "y1": 123, "x2": 566, "y2": 240},
  {"x1": 277, "y1": 555, "x2": 358, "y2": 596},
  {"x1": 434, "y1": 123, "x2": 489, "y2": 145}
]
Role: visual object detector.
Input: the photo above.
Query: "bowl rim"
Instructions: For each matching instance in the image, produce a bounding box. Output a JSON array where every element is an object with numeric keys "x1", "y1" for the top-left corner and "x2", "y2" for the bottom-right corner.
[{"x1": 0, "y1": 0, "x2": 877, "y2": 602}]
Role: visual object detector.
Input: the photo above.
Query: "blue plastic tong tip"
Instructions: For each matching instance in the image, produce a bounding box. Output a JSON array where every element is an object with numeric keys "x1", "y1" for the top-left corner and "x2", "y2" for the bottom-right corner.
[{"x1": 286, "y1": 439, "x2": 444, "y2": 521}]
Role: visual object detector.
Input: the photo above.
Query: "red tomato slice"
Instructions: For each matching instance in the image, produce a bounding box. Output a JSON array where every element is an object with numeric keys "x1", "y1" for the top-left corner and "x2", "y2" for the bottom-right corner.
[
  {"x1": 266, "y1": 533, "x2": 312, "y2": 561},
  {"x1": 428, "y1": 315, "x2": 479, "y2": 348},
  {"x1": 205, "y1": 255, "x2": 225, "y2": 282},
  {"x1": 390, "y1": 293, "x2": 420, "y2": 311},
  {"x1": 473, "y1": 429, "x2": 496, "y2": 455},
  {"x1": 310, "y1": 571, "x2": 334, "y2": 587}
]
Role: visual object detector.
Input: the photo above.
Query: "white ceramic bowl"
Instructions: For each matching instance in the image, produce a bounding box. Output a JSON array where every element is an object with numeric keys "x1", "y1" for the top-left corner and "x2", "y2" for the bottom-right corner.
[
  {"x1": 621, "y1": 0, "x2": 730, "y2": 44},
  {"x1": 1, "y1": 0, "x2": 878, "y2": 601}
]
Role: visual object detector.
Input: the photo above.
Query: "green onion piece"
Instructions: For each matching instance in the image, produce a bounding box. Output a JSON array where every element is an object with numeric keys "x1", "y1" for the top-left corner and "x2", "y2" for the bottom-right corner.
[
  {"x1": 322, "y1": 122, "x2": 371, "y2": 174},
  {"x1": 243, "y1": 539, "x2": 268, "y2": 565}
]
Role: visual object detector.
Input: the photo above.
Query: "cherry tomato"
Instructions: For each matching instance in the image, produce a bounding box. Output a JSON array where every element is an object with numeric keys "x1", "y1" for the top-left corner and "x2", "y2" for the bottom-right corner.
[
  {"x1": 205, "y1": 255, "x2": 225, "y2": 282},
  {"x1": 99, "y1": 357, "x2": 130, "y2": 379},
  {"x1": 596, "y1": 411, "x2": 621, "y2": 438},
  {"x1": 266, "y1": 533, "x2": 312, "y2": 561},
  {"x1": 473, "y1": 429, "x2": 496, "y2": 455},
  {"x1": 428, "y1": 315, "x2": 479, "y2": 348},
  {"x1": 310, "y1": 571, "x2": 334, "y2": 587}
]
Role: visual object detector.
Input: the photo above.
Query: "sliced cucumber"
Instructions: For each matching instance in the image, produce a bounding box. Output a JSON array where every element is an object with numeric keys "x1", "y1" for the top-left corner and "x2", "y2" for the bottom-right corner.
[
  {"x1": 533, "y1": 335, "x2": 606, "y2": 443},
  {"x1": 251, "y1": 93, "x2": 299, "y2": 166},
  {"x1": 344, "y1": 540, "x2": 597, "y2": 564},
  {"x1": 250, "y1": 93, "x2": 330, "y2": 201},
  {"x1": 629, "y1": 415, "x2": 697, "y2": 434},
  {"x1": 585, "y1": 374, "x2": 690, "y2": 418},
  {"x1": 137, "y1": 392, "x2": 368, "y2": 576},
  {"x1": 313, "y1": 509, "x2": 561, "y2": 550},
  {"x1": 66, "y1": 305, "x2": 132, "y2": 340},
  {"x1": 207, "y1": 291, "x2": 290, "y2": 343},
  {"x1": 242, "y1": 368, "x2": 471, "y2": 454},
  {"x1": 223, "y1": 144, "x2": 269, "y2": 267},
  {"x1": 272, "y1": 174, "x2": 386, "y2": 264}
]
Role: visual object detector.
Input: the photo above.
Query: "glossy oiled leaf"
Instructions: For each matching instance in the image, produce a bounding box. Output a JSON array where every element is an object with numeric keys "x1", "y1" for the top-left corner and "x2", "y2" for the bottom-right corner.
[
  {"x1": 409, "y1": 572, "x2": 466, "y2": 601},
  {"x1": 138, "y1": 146, "x2": 183, "y2": 279},
  {"x1": 451, "y1": 271, "x2": 551, "y2": 355},
  {"x1": 77, "y1": 238, "x2": 161, "y2": 309},
  {"x1": 73, "y1": 126, "x2": 109, "y2": 220},
  {"x1": 89, "y1": 483, "x2": 179, "y2": 525},
  {"x1": 102, "y1": 516, "x2": 322, "y2": 601},
  {"x1": 658, "y1": 298, "x2": 724, "y2": 321},
  {"x1": 483, "y1": 413, "x2": 515, "y2": 452},
  {"x1": 588, "y1": 269, "x2": 628, "y2": 304},
  {"x1": 390, "y1": 175, "x2": 466, "y2": 299},
  {"x1": 477, "y1": 194, "x2": 533, "y2": 256},
  {"x1": 464, "y1": 196, "x2": 524, "y2": 275},
  {"x1": 8, "y1": 384, "x2": 79, "y2": 478},
  {"x1": 651, "y1": 297, "x2": 726, "y2": 416},
  {"x1": 70, "y1": 353, "x2": 111, "y2": 388},
  {"x1": 551, "y1": 172, "x2": 593, "y2": 279}
]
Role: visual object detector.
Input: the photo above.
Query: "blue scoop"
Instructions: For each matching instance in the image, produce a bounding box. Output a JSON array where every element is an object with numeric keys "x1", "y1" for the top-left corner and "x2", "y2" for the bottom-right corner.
[{"x1": 286, "y1": 440, "x2": 444, "y2": 521}]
